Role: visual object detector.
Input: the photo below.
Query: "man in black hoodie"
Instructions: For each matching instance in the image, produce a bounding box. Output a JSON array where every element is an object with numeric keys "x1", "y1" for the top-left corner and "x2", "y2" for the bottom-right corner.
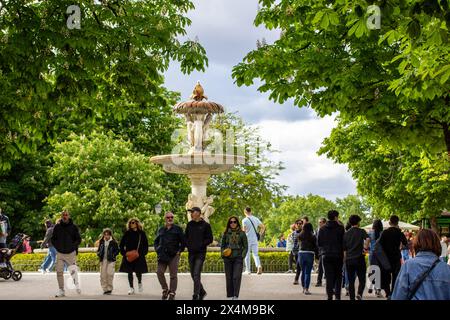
[
  {"x1": 317, "y1": 210, "x2": 345, "y2": 300},
  {"x1": 185, "y1": 207, "x2": 213, "y2": 300},
  {"x1": 51, "y1": 210, "x2": 82, "y2": 298}
]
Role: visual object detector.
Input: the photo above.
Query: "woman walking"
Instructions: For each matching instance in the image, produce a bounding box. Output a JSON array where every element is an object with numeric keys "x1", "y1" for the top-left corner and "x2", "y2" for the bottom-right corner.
[
  {"x1": 221, "y1": 216, "x2": 248, "y2": 300},
  {"x1": 97, "y1": 228, "x2": 119, "y2": 295},
  {"x1": 39, "y1": 220, "x2": 56, "y2": 273},
  {"x1": 392, "y1": 229, "x2": 450, "y2": 300},
  {"x1": 119, "y1": 218, "x2": 149, "y2": 295},
  {"x1": 298, "y1": 222, "x2": 318, "y2": 295},
  {"x1": 368, "y1": 219, "x2": 383, "y2": 297}
]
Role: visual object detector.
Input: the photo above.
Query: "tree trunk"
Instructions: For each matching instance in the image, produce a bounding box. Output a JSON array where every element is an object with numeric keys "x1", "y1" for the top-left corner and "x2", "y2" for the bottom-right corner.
[
  {"x1": 430, "y1": 216, "x2": 439, "y2": 234},
  {"x1": 444, "y1": 122, "x2": 450, "y2": 158}
]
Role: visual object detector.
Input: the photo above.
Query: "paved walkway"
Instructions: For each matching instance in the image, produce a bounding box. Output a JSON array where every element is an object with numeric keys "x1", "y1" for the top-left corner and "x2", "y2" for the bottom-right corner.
[{"x1": 0, "y1": 272, "x2": 381, "y2": 300}]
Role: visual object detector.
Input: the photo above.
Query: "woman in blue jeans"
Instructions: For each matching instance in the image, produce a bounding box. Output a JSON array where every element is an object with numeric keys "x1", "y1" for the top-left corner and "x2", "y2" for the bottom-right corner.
[
  {"x1": 298, "y1": 223, "x2": 318, "y2": 295},
  {"x1": 39, "y1": 220, "x2": 57, "y2": 273}
]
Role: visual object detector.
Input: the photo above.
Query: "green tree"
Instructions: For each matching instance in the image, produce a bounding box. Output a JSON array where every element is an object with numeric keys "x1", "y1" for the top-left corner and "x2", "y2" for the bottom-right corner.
[
  {"x1": 0, "y1": 0, "x2": 208, "y2": 172},
  {"x1": 232, "y1": 0, "x2": 450, "y2": 156},
  {"x1": 335, "y1": 194, "x2": 372, "y2": 227},
  {"x1": 319, "y1": 120, "x2": 450, "y2": 232},
  {"x1": 264, "y1": 194, "x2": 335, "y2": 244},
  {"x1": 44, "y1": 132, "x2": 171, "y2": 244},
  {"x1": 206, "y1": 113, "x2": 287, "y2": 240}
]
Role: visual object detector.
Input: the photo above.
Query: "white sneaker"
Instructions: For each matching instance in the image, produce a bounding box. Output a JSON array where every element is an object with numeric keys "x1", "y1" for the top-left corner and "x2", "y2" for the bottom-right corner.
[
  {"x1": 38, "y1": 269, "x2": 45, "y2": 274},
  {"x1": 128, "y1": 287, "x2": 135, "y2": 295},
  {"x1": 55, "y1": 289, "x2": 65, "y2": 298},
  {"x1": 138, "y1": 283, "x2": 143, "y2": 293},
  {"x1": 234, "y1": 296, "x2": 239, "y2": 300},
  {"x1": 76, "y1": 285, "x2": 81, "y2": 294}
]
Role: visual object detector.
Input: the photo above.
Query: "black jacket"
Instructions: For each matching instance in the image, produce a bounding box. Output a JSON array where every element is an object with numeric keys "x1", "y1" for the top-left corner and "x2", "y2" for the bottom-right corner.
[
  {"x1": 185, "y1": 219, "x2": 213, "y2": 254},
  {"x1": 317, "y1": 220, "x2": 345, "y2": 259},
  {"x1": 51, "y1": 219, "x2": 81, "y2": 254},
  {"x1": 154, "y1": 224, "x2": 186, "y2": 262},
  {"x1": 97, "y1": 239, "x2": 120, "y2": 262},
  {"x1": 299, "y1": 233, "x2": 318, "y2": 256},
  {"x1": 119, "y1": 229, "x2": 149, "y2": 273}
]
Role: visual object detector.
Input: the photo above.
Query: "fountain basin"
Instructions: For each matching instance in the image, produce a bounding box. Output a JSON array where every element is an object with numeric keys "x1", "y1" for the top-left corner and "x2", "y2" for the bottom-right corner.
[{"x1": 150, "y1": 154, "x2": 246, "y2": 175}]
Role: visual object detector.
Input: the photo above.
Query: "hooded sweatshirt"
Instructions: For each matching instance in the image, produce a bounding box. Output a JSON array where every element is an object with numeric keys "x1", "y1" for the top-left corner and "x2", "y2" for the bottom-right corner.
[
  {"x1": 317, "y1": 220, "x2": 345, "y2": 259},
  {"x1": 51, "y1": 218, "x2": 81, "y2": 254}
]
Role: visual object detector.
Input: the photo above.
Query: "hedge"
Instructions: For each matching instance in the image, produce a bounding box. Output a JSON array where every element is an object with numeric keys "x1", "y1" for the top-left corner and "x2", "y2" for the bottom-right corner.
[{"x1": 11, "y1": 252, "x2": 291, "y2": 273}]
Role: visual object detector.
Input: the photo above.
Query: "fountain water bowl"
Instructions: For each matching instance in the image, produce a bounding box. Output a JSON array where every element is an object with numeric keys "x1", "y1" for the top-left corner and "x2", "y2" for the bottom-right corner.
[{"x1": 150, "y1": 82, "x2": 246, "y2": 223}]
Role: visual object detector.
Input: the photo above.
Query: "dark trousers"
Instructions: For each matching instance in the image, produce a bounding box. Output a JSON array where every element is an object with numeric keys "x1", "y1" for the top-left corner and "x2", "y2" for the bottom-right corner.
[
  {"x1": 346, "y1": 256, "x2": 366, "y2": 300},
  {"x1": 157, "y1": 255, "x2": 180, "y2": 293},
  {"x1": 294, "y1": 251, "x2": 301, "y2": 281},
  {"x1": 381, "y1": 261, "x2": 401, "y2": 297},
  {"x1": 223, "y1": 257, "x2": 244, "y2": 298},
  {"x1": 288, "y1": 251, "x2": 295, "y2": 270},
  {"x1": 188, "y1": 252, "x2": 206, "y2": 296},
  {"x1": 128, "y1": 272, "x2": 142, "y2": 288},
  {"x1": 323, "y1": 256, "x2": 343, "y2": 300},
  {"x1": 317, "y1": 255, "x2": 324, "y2": 283}
]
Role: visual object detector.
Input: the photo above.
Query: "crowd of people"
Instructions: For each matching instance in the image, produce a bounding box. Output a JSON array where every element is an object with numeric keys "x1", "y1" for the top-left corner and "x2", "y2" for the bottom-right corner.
[
  {"x1": 1, "y1": 205, "x2": 450, "y2": 300},
  {"x1": 285, "y1": 211, "x2": 450, "y2": 300}
]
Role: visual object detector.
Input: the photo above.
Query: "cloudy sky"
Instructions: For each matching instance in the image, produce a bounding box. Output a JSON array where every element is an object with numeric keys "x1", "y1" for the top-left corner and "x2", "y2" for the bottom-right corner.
[{"x1": 164, "y1": 0, "x2": 357, "y2": 200}]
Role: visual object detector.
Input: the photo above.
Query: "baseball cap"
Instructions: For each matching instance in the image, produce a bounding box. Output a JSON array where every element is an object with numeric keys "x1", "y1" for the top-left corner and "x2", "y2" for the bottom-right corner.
[{"x1": 187, "y1": 207, "x2": 201, "y2": 213}]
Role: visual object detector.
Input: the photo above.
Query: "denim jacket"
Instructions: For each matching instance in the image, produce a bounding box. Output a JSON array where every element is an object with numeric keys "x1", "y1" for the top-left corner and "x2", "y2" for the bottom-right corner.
[{"x1": 391, "y1": 251, "x2": 450, "y2": 300}]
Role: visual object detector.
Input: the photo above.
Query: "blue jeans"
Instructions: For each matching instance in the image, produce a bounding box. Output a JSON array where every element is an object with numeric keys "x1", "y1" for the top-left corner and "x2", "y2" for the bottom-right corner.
[
  {"x1": 298, "y1": 252, "x2": 314, "y2": 289},
  {"x1": 40, "y1": 247, "x2": 57, "y2": 271}
]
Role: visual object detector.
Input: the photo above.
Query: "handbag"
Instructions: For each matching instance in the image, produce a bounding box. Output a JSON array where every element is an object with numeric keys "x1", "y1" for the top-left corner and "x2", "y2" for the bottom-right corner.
[
  {"x1": 126, "y1": 233, "x2": 141, "y2": 263},
  {"x1": 373, "y1": 239, "x2": 391, "y2": 271},
  {"x1": 248, "y1": 217, "x2": 260, "y2": 241},
  {"x1": 222, "y1": 248, "x2": 232, "y2": 257}
]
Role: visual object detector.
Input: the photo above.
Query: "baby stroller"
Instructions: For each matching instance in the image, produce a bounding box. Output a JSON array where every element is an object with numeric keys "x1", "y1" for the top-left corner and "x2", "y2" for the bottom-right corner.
[{"x1": 0, "y1": 233, "x2": 27, "y2": 281}]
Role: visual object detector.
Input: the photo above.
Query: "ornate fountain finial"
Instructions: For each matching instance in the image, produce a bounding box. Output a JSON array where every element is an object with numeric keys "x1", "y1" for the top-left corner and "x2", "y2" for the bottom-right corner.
[{"x1": 190, "y1": 81, "x2": 208, "y2": 101}]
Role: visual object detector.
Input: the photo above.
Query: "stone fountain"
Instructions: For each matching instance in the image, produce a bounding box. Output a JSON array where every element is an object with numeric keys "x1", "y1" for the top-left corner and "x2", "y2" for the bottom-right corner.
[{"x1": 150, "y1": 82, "x2": 245, "y2": 223}]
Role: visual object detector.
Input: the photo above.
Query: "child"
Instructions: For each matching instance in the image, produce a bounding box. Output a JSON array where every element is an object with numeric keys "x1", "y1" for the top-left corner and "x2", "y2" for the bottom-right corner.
[{"x1": 97, "y1": 228, "x2": 119, "y2": 295}]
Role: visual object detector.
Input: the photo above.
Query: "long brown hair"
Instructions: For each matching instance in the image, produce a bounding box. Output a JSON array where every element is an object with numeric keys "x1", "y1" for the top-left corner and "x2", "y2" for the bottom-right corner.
[
  {"x1": 223, "y1": 216, "x2": 241, "y2": 235},
  {"x1": 127, "y1": 218, "x2": 143, "y2": 231}
]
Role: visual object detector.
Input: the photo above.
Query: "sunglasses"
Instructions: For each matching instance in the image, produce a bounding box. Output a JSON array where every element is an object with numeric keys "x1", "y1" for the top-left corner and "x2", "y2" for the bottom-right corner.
[
  {"x1": 230, "y1": 221, "x2": 238, "y2": 224},
  {"x1": 166, "y1": 216, "x2": 174, "y2": 220}
]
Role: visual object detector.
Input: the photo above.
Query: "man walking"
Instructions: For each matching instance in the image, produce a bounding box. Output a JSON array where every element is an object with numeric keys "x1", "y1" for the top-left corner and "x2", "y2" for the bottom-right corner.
[
  {"x1": 317, "y1": 210, "x2": 345, "y2": 300},
  {"x1": 0, "y1": 208, "x2": 11, "y2": 249},
  {"x1": 378, "y1": 215, "x2": 407, "y2": 299},
  {"x1": 155, "y1": 211, "x2": 186, "y2": 300},
  {"x1": 51, "y1": 210, "x2": 82, "y2": 297},
  {"x1": 242, "y1": 207, "x2": 265, "y2": 275},
  {"x1": 315, "y1": 217, "x2": 326, "y2": 287},
  {"x1": 343, "y1": 215, "x2": 370, "y2": 300},
  {"x1": 185, "y1": 207, "x2": 213, "y2": 300}
]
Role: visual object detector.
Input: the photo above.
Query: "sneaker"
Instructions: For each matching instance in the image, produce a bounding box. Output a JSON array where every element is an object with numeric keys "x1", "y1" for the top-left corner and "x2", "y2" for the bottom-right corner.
[
  {"x1": 293, "y1": 280, "x2": 299, "y2": 285},
  {"x1": 356, "y1": 294, "x2": 362, "y2": 300},
  {"x1": 257, "y1": 266, "x2": 263, "y2": 275},
  {"x1": 55, "y1": 289, "x2": 65, "y2": 298},
  {"x1": 234, "y1": 296, "x2": 239, "y2": 300},
  {"x1": 138, "y1": 283, "x2": 143, "y2": 293},
  {"x1": 162, "y1": 290, "x2": 169, "y2": 300},
  {"x1": 192, "y1": 294, "x2": 199, "y2": 300},
  {"x1": 38, "y1": 269, "x2": 45, "y2": 274},
  {"x1": 345, "y1": 290, "x2": 349, "y2": 297},
  {"x1": 103, "y1": 291, "x2": 112, "y2": 295},
  {"x1": 304, "y1": 289, "x2": 311, "y2": 295},
  {"x1": 285, "y1": 269, "x2": 293, "y2": 273},
  {"x1": 128, "y1": 287, "x2": 135, "y2": 295},
  {"x1": 376, "y1": 289, "x2": 383, "y2": 298},
  {"x1": 168, "y1": 292, "x2": 175, "y2": 300},
  {"x1": 315, "y1": 282, "x2": 322, "y2": 287},
  {"x1": 368, "y1": 289, "x2": 373, "y2": 294},
  {"x1": 75, "y1": 284, "x2": 81, "y2": 295},
  {"x1": 199, "y1": 289, "x2": 207, "y2": 300}
]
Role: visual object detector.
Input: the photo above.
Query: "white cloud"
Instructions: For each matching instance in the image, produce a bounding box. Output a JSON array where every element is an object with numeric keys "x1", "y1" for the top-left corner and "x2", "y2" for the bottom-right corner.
[{"x1": 254, "y1": 117, "x2": 357, "y2": 200}]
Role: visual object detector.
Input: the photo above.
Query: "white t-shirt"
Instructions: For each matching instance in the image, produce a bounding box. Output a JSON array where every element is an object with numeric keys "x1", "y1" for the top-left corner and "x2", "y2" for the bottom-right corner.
[{"x1": 242, "y1": 216, "x2": 262, "y2": 243}]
